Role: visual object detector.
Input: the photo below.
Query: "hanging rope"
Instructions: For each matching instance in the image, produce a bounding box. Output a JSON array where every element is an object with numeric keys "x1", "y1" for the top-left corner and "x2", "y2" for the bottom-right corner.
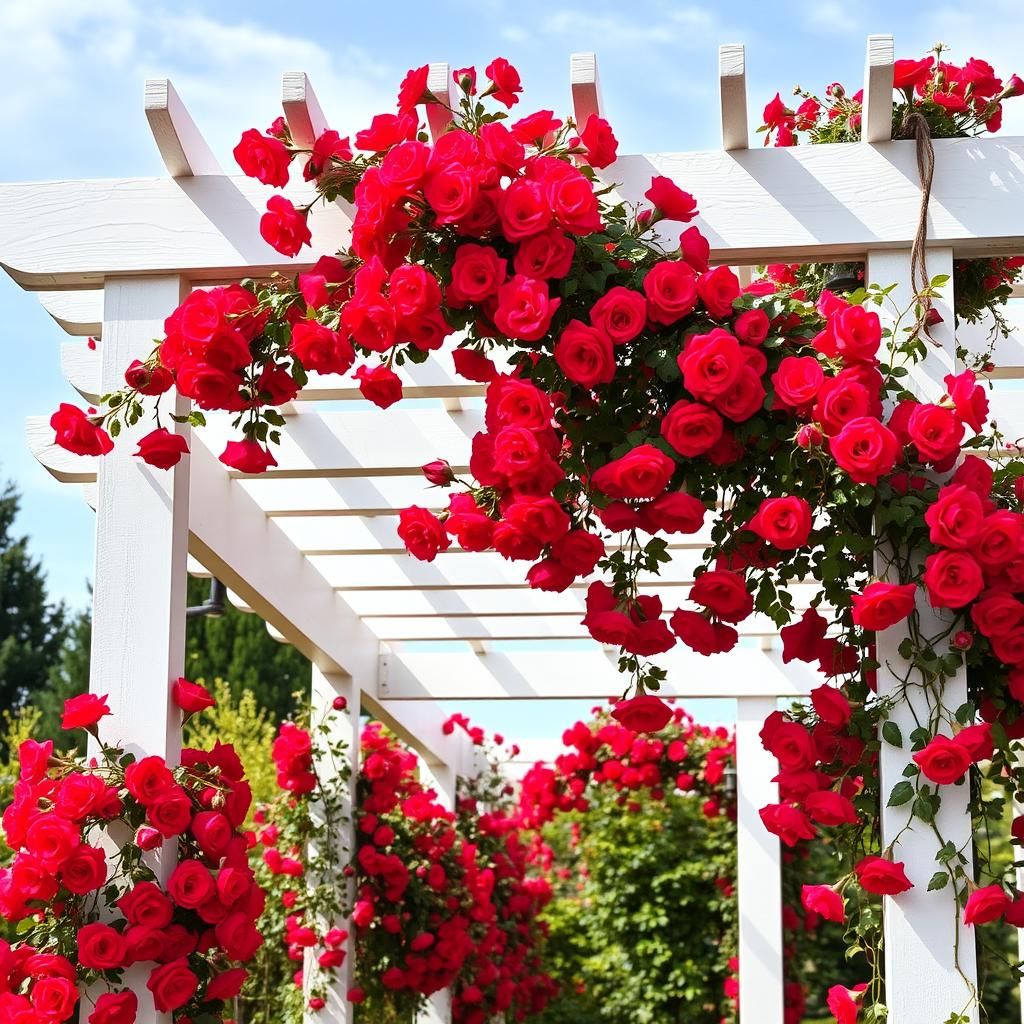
[{"x1": 898, "y1": 110, "x2": 937, "y2": 339}]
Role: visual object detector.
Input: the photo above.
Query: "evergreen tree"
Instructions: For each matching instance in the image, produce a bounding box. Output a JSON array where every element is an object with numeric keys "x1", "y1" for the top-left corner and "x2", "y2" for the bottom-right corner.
[{"x1": 0, "y1": 478, "x2": 67, "y2": 711}]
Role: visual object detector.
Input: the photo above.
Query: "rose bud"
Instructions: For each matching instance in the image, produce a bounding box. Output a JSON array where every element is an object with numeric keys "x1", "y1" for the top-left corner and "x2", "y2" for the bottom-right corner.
[
  {"x1": 421, "y1": 459, "x2": 455, "y2": 486},
  {"x1": 924, "y1": 307, "x2": 944, "y2": 327},
  {"x1": 952, "y1": 630, "x2": 974, "y2": 651},
  {"x1": 795, "y1": 424, "x2": 823, "y2": 449},
  {"x1": 135, "y1": 825, "x2": 164, "y2": 851},
  {"x1": 332, "y1": 695, "x2": 348, "y2": 712}
]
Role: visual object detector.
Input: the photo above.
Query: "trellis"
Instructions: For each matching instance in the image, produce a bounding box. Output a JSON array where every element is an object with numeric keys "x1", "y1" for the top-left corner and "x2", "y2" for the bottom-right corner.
[{"x1": 4, "y1": 32, "x2": 1024, "y2": 1024}]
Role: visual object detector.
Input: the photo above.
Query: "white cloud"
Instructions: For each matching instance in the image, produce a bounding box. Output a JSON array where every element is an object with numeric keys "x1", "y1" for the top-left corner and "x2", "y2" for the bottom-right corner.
[
  {"x1": 534, "y1": 6, "x2": 719, "y2": 49},
  {"x1": 804, "y1": 0, "x2": 858, "y2": 35}
]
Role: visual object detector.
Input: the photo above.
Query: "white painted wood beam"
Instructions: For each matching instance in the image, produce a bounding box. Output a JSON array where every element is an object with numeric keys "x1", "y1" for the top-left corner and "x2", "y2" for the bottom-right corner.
[
  {"x1": 144, "y1": 79, "x2": 223, "y2": 178},
  {"x1": 283, "y1": 72, "x2": 330, "y2": 149},
  {"x1": 569, "y1": 52, "x2": 602, "y2": 127},
  {"x1": 377, "y1": 647, "x2": 817, "y2": 701},
  {"x1": 425, "y1": 63, "x2": 457, "y2": 143},
  {"x1": 861, "y1": 34, "x2": 895, "y2": 144},
  {"x1": 719, "y1": 44, "x2": 748, "y2": 152},
  {"x1": 6, "y1": 137, "x2": 1024, "y2": 288},
  {"x1": 39, "y1": 289, "x2": 102, "y2": 336}
]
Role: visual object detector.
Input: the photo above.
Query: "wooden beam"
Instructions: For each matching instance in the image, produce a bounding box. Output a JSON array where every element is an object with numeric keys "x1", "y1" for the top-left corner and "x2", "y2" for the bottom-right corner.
[
  {"x1": 39, "y1": 289, "x2": 102, "y2": 336},
  {"x1": 569, "y1": 52, "x2": 602, "y2": 127},
  {"x1": 377, "y1": 647, "x2": 817, "y2": 700},
  {"x1": 282, "y1": 72, "x2": 330, "y2": 149},
  {"x1": 719, "y1": 44, "x2": 748, "y2": 152},
  {"x1": 6, "y1": 137, "x2": 1024, "y2": 289},
  {"x1": 425, "y1": 63, "x2": 457, "y2": 143},
  {"x1": 144, "y1": 79, "x2": 223, "y2": 178},
  {"x1": 861, "y1": 35, "x2": 895, "y2": 144}
]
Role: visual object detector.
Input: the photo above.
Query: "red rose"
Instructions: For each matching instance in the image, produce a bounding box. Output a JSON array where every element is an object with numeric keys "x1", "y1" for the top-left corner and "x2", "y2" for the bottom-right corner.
[
  {"x1": 893, "y1": 56, "x2": 935, "y2": 89},
  {"x1": 51, "y1": 403, "x2": 114, "y2": 457},
  {"x1": 810, "y1": 684, "x2": 852, "y2": 728},
  {"x1": 255, "y1": 364, "x2": 299, "y2": 406},
  {"x1": 396, "y1": 64, "x2": 430, "y2": 113},
  {"x1": 172, "y1": 678, "x2": 215, "y2": 715},
  {"x1": 610, "y1": 694, "x2": 672, "y2": 733},
  {"x1": 733, "y1": 308, "x2": 770, "y2": 345},
  {"x1": 827, "y1": 985, "x2": 866, "y2": 1024},
  {"x1": 952, "y1": 454, "x2": 994, "y2": 496},
  {"x1": 23, "y1": 815, "x2": 79, "y2": 872},
  {"x1": 679, "y1": 226, "x2": 710, "y2": 272},
  {"x1": 971, "y1": 592, "x2": 1024, "y2": 638},
  {"x1": 448, "y1": 244, "x2": 507, "y2": 304},
  {"x1": 923, "y1": 550, "x2": 984, "y2": 609},
  {"x1": 991, "y1": 627, "x2": 1024, "y2": 665},
  {"x1": 290, "y1": 321, "x2": 354, "y2": 376},
  {"x1": 397, "y1": 506, "x2": 450, "y2": 562},
  {"x1": 354, "y1": 364, "x2": 403, "y2": 409},
  {"x1": 190, "y1": 810, "x2": 233, "y2": 860},
  {"x1": 549, "y1": 530, "x2": 604, "y2": 576},
  {"x1": 828, "y1": 304, "x2": 881, "y2": 363},
  {"x1": 639, "y1": 491, "x2": 706, "y2": 535},
  {"x1": 715, "y1": 366, "x2": 765, "y2": 422},
  {"x1": 452, "y1": 348, "x2": 497, "y2": 383},
  {"x1": 544, "y1": 163, "x2": 602, "y2": 235},
  {"x1": 801, "y1": 884, "x2": 845, "y2": 923},
  {"x1": 659, "y1": 400, "x2": 724, "y2": 457},
  {"x1": 670, "y1": 609, "x2": 737, "y2": 656},
  {"x1": 643, "y1": 261, "x2": 698, "y2": 325},
  {"x1": 206, "y1": 968, "x2": 249, "y2": 1002},
  {"x1": 124, "y1": 359, "x2": 174, "y2": 396},
  {"x1": 944, "y1": 369, "x2": 988, "y2": 433},
  {"x1": 89, "y1": 990, "x2": 138, "y2": 1024},
  {"x1": 513, "y1": 228, "x2": 575, "y2": 279},
  {"x1": 812, "y1": 372, "x2": 872, "y2": 436},
  {"x1": 804, "y1": 790, "x2": 859, "y2": 826},
  {"x1": 168, "y1": 859, "x2": 216, "y2": 909},
  {"x1": 554, "y1": 320, "x2": 615, "y2": 387},
  {"x1": 424, "y1": 166, "x2": 480, "y2": 226},
  {"x1": 689, "y1": 569, "x2": 753, "y2": 623},
  {"x1": 215, "y1": 911, "x2": 264, "y2": 960},
  {"x1": 851, "y1": 581, "x2": 917, "y2": 630},
  {"x1": 764, "y1": 719, "x2": 815, "y2": 770},
  {"x1": 54, "y1": 771, "x2": 107, "y2": 820},
  {"x1": 78, "y1": 923, "x2": 128, "y2": 970},
  {"x1": 147, "y1": 958, "x2": 199, "y2": 1013},
  {"x1": 305, "y1": 129, "x2": 354, "y2": 181},
  {"x1": 260, "y1": 195, "x2": 311, "y2": 258},
  {"x1": 771, "y1": 355, "x2": 824, "y2": 411},
  {"x1": 975, "y1": 511, "x2": 1024, "y2": 572},
  {"x1": 62, "y1": 692, "x2": 110, "y2": 731},
  {"x1": 504, "y1": 496, "x2": 570, "y2": 543},
  {"x1": 964, "y1": 884, "x2": 1010, "y2": 926},
  {"x1": 131, "y1": 427, "x2": 188, "y2": 470},
  {"x1": 233, "y1": 129, "x2": 290, "y2": 187},
  {"x1": 219, "y1": 439, "x2": 277, "y2": 475},
  {"x1": 913, "y1": 734, "x2": 971, "y2": 784},
  {"x1": 484, "y1": 57, "x2": 523, "y2": 107},
  {"x1": 679, "y1": 329, "x2": 744, "y2": 401},
  {"x1": 780, "y1": 608, "x2": 829, "y2": 663},
  {"x1": 907, "y1": 403, "x2": 964, "y2": 465},
  {"x1": 855, "y1": 855, "x2": 912, "y2": 895},
  {"x1": 749, "y1": 496, "x2": 813, "y2": 550},
  {"x1": 759, "y1": 803, "x2": 816, "y2": 846},
  {"x1": 60, "y1": 844, "x2": 107, "y2": 894},
  {"x1": 644, "y1": 175, "x2": 698, "y2": 222},
  {"x1": 590, "y1": 286, "x2": 647, "y2": 344},
  {"x1": 590, "y1": 445, "x2": 675, "y2": 500},
  {"x1": 575, "y1": 114, "x2": 619, "y2": 168},
  {"x1": 955, "y1": 722, "x2": 993, "y2": 762},
  {"x1": 924, "y1": 484, "x2": 984, "y2": 549},
  {"x1": 30, "y1": 976, "x2": 78, "y2": 1021},
  {"x1": 493, "y1": 275, "x2": 560, "y2": 341},
  {"x1": 124, "y1": 756, "x2": 175, "y2": 804},
  {"x1": 696, "y1": 266, "x2": 740, "y2": 319},
  {"x1": 830, "y1": 416, "x2": 901, "y2": 485},
  {"x1": 353, "y1": 111, "x2": 417, "y2": 152},
  {"x1": 499, "y1": 179, "x2": 551, "y2": 241},
  {"x1": 147, "y1": 787, "x2": 193, "y2": 837}
]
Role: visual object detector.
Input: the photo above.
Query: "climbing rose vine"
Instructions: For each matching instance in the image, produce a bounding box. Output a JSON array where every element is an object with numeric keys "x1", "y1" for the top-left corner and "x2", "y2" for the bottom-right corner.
[{"x1": 44, "y1": 52, "x2": 1024, "y2": 1020}]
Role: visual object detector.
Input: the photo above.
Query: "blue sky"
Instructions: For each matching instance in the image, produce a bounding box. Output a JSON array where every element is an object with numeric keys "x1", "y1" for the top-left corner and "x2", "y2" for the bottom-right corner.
[{"x1": 1, "y1": 0, "x2": 1021, "y2": 736}]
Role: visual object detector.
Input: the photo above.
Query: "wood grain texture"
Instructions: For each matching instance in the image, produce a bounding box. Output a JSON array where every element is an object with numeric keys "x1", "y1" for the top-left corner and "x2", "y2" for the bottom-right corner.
[
  {"x1": 719, "y1": 44, "x2": 748, "y2": 152},
  {"x1": 283, "y1": 72, "x2": 330, "y2": 148},
  {"x1": 569, "y1": 52, "x2": 602, "y2": 128},
  {"x1": 144, "y1": 79, "x2": 222, "y2": 177},
  {"x1": 426, "y1": 63, "x2": 457, "y2": 143},
  {"x1": 869, "y1": 247, "x2": 979, "y2": 1024},
  {"x1": 861, "y1": 35, "x2": 895, "y2": 144}
]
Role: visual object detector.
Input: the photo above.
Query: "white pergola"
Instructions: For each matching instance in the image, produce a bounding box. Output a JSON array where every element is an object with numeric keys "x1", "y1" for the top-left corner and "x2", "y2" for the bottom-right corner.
[{"x1": 5, "y1": 34, "x2": 1024, "y2": 1024}]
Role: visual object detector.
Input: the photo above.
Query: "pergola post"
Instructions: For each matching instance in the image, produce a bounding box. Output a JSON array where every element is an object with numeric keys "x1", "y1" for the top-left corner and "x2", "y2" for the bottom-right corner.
[
  {"x1": 868, "y1": 247, "x2": 979, "y2": 1023},
  {"x1": 306, "y1": 666, "x2": 361, "y2": 1024},
  {"x1": 735, "y1": 695, "x2": 783, "y2": 1024},
  {"x1": 89, "y1": 275, "x2": 190, "y2": 1024}
]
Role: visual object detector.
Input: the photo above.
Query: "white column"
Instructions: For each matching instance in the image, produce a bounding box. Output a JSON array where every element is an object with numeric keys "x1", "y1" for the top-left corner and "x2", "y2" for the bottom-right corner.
[
  {"x1": 869, "y1": 248, "x2": 979, "y2": 1024},
  {"x1": 90, "y1": 275, "x2": 189, "y2": 1024},
  {"x1": 416, "y1": 759, "x2": 457, "y2": 1024},
  {"x1": 735, "y1": 695, "x2": 784, "y2": 1024},
  {"x1": 305, "y1": 666, "x2": 361, "y2": 1024}
]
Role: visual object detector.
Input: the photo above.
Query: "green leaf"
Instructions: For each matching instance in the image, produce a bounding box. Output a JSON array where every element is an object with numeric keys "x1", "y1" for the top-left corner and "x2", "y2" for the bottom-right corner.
[
  {"x1": 881, "y1": 721, "x2": 903, "y2": 748},
  {"x1": 887, "y1": 780, "x2": 914, "y2": 807},
  {"x1": 927, "y1": 871, "x2": 949, "y2": 891}
]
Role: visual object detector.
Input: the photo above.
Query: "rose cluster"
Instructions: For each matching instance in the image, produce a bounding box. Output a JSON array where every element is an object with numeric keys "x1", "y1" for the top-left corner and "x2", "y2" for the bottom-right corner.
[{"x1": 0, "y1": 683, "x2": 264, "y2": 1024}]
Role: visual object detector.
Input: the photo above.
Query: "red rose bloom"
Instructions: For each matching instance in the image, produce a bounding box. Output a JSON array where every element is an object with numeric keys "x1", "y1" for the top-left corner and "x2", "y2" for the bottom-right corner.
[
  {"x1": 89, "y1": 991, "x2": 138, "y2": 1024},
  {"x1": 772, "y1": 355, "x2": 824, "y2": 411},
  {"x1": 759, "y1": 803, "x2": 816, "y2": 846},
  {"x1": 233, "y1": 129, "x2": 291, "y2": 187},
  {"x1": 851, "y1": 581, "x2": 917, "y2": 630},
  {"x1": 610, "y1": 694, "x2": 672, "y2": 733},
  {"x1": 907, "y1": 403, "x2": 964, "y2": 465},
  {"x1": 749, "y1": 496, "x2": 813, "y2": 550},
  {"x1": 696, "y1": 266, "x2": 740, "y2": 319},
  {"x1": 810, "y1": 684, "x2": 852, "y2": 728},
  {"x1": 219, "y1": 439, "x2": 277, "y2": 474},
  {"x1": 484, "y1": 57, "x2": 523, "y2": 107},
  {"x1": 670, "y1": 609, "x2": 737, "y2": 656},
  {"x1": 829, "y1": 304, "x2": 881, "y2": 363},
  {"x1": 922, "y1": 550, "x2": 984, "y2": 609},
  {"x1": 830, "y1": 416, "x2": 901, "y2": 485},
  {"x1": 290, "y1": 321, "x2": 354, "y2": 376},
  {"x1": 398, "y1": 507, "x2": 450, "y2": 562},
  {"x1": 975, "y1": 511, "x2": 1024, "y2": 572},
  {"x1": 78, "y1": 923, "x2": 128, "y2": 970},
  {"x1": 855, "y1": 855, "x2": 913, "y2": 895},
  {"x1": 146, "y1": 787, "x2": 192, "y2": 837},
  {"x1": 590, "y1": 286, "x2": 648, "y2": 344},
  {"x1": 924, "y1": 484, "x2": 984, "y2": 549},
  {"x1": 168, "y1": 859, "x2": 216, "y2": 909},
  {"x1": 513, "y1": 228, "x2": 575, "y2": 279},
  {"x1": 804, "y1": 790, "x2": 859, "y2": 826},
  {"x1": 944, "y1": 369, "x2": 988, "y2": 433},
  {"x1": 448, "y1": 244, "x2": 507, "y2": 304},
  {"x1": 971, "y1": 592, "x2": 1024, "y2": 638},
  {"x1": 62, "y1": 692, "x2": 111, "y2": 731},
  {"x1": 124, "y1": 755, "x2": 175, "y2": 804},
  {"x1": 913, "y1": 734, "x2": 972, "y2": 784},
  {"x1": 60, "y1": 844, "x2": 107, "y2": 895},
  {"x1": 644, "y1": 175, "x2": 698, "y2": 222},
  {"x1": 590, "y1": 445, "x2": 676, "y2": 500},
  {"x1": 801, "y1": 884, "x2": 845, "y2": 923},
  {"x1": 554, "y1": 320, "x2": 615, "y2": 387},
  {"x1": 639, "y1": 491, "x2": 707, "y2": 535},
  {"x1": 354, "y1": 364, "x2": 403, "y2": 409},
  {"x1": 659, "y1": 400, "x2": 724, "y2": 457},
  {"x1": 826, "y1": 985, "x2": 866, "y2": 1024},
  {"x1": 206, "y1": 968, "x2": 249, "y2": 1001},
  {"x1": 133, "y1": 427, "x2": 189, "y2": 470},
  {"x1": 679, "y1": 329, "x2": 744, "y2": 401},
  {"x1": 493, "y1": 275, "x2": 560, "y2": 341},
  {"x1": 964, "y1": 884, "x2": 1010, "y2": 925},
  {"x1": 124, "y1": 359, "x2": 174, "y2": 396},
  {"x1": 50, "y1": 404, "x2": 114, "y2": 457},
  {"x1": 689, "y1": 569, "x2": 753, "y2": 623},
  {"x1": 733, "y1": 307, "x2": 770, "y2": 345},
  {"x1": 575, "y1": 114, "x2": 619, "y2": 168},
  {"x1": 643, "y1": 261, "x2": 698, "y2": 325},
  {"x1": 260, "y1": 195, "x2": 311, "y2": 258},
  {"x1": 172, "y1": 677, "x2": 215, "y2": 714},
  {"x1": 147, "y1": 958, "x2": 199, "y2": 1013},
  {"x1": 679, "y1": 225, "x2": 710, "y2": 271}
]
